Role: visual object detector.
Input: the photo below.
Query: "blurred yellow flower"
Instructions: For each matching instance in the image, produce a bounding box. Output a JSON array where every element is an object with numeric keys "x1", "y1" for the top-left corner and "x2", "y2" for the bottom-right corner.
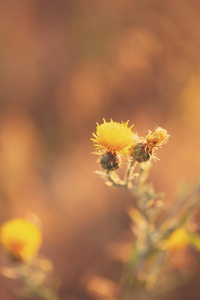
[
  {"x1": 145, "y1": 127, "x2": 170, "y2": 151},
  {"x1": 165, "y1": 228, "x2": 189, "y2": 251},
  {"x1": 0, "y1": 218, "x2": 42, "y2": 261},
  {"x1": 91, "y1": 119, "x2": 134, "y2": 155}
]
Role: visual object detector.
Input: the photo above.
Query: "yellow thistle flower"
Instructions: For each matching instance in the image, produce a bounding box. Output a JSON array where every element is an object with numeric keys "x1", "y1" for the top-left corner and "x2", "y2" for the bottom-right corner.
[
  {"x1": 145, "y1": 127, "x2": 170, "y2": 151},
  {"x1": 91, "y1": 119, "x2": 135, "y2": 155},
  {"x1": 0, "y1": 218, "x2": 42, "y2": 261},
  {"x1": 165, "y1": 228, "x2": 189, "y2": 251}
]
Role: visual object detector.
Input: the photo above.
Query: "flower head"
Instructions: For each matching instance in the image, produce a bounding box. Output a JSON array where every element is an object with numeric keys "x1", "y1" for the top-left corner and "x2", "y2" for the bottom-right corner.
[
  {"x1": 145, "y1": 127, "x2": 170, "y2": 151},
  {"x1": 0, "y1": 218, "x2": 42, "y2": 261},
  {"x1": 129, "y1": 127, "x2": 169, "y2": 162},
  {"x1": 91, "y1": 119, "x2": 134, "y2": 156}
]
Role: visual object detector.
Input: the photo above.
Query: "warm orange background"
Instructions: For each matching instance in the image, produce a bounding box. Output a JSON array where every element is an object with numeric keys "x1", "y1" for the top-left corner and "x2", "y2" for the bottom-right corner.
[{"x1": 0, "y1": 1, "x2": 200, "y2": 299}]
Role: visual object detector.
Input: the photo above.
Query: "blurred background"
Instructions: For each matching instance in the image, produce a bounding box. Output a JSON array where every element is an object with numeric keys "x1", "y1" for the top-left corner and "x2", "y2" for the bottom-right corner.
[{"x1": 0, "y1": 0, "x2": 200, "y2": 299}]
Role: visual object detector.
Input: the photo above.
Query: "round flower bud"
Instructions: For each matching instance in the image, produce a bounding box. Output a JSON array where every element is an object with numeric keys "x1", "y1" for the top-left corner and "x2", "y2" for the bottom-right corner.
[
  {"x1": 132, "y1": 143, "x2": 150, "y2": 163},
  {"x1": 100, "y1": 152, "x2": 119, "y2": 170}
]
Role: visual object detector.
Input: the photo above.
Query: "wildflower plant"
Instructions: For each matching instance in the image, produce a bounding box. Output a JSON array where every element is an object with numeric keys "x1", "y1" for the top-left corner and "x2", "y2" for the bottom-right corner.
[
  {"x1": 91, "y1": 118, "x2": 135, "y2": 170},
  {"x1": 91, "y1": 119, "x2": 200, "y2": 300},
  {"x1": 0, "y1": 217, "x2": 59, "y2": 300}
]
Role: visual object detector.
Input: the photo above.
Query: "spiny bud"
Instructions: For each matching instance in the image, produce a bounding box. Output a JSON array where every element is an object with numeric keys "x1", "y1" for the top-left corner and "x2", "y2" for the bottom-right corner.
[
  {"x1": 145, "y1": 127, "x2": 170, "y2": 150},
  {"x1": 100, "y1": 152, "x2": 119, "y2": 171},
  {"x1": 131, "y1": 143, "x2": 150, "y2": 163}
]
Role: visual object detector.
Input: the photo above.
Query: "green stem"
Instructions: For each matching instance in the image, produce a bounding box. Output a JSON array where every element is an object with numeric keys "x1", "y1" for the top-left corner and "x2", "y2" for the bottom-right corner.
[
  {"x1": 106, "y1": 171, "x2": 125, "y2": 188},
  {"x1": 124, "y1": 160, "x2": 137, "y2": 189},
  {"x1": 16, "y1": 264, "x2": 61, "y2": 300}
]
